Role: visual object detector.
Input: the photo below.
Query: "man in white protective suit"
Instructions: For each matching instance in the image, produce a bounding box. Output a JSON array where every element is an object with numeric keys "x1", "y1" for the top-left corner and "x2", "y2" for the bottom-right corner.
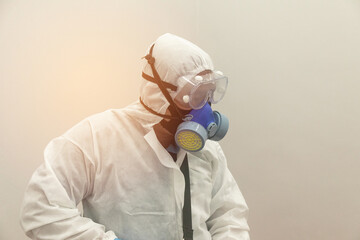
[{"x1": 20, "y1": 33, "x2": 250, "y2": 240}]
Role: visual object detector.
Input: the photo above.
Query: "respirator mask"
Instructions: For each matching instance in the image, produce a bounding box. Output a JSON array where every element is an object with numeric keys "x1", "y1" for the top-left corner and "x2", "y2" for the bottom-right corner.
[
  {"x1": 175, "y1": 102, "x2": 229, "y2": 152},
  {"x1": 140, "y1": 44, "x2": 229, "y2": 152}
]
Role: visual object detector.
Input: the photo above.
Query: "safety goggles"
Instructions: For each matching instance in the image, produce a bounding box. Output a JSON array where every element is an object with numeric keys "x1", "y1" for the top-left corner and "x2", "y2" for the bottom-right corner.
[{"x1": 176, "y1": 70, "x2": 228, "y2": 109}]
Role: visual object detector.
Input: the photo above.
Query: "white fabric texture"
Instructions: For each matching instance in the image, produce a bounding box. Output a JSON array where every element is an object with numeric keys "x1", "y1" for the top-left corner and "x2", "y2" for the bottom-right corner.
[
  {"x1": 140, "y1": 33, "x2": 214, "y2": 114},
  {"x1": 20, "y1": 33, "x2": 250, "y2": 239}
]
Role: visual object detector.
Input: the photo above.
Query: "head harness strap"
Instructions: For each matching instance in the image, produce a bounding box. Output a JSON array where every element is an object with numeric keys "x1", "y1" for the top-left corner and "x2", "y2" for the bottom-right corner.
[{"x1": 140, "y1": 44, "x2": 184, "y2": 120}]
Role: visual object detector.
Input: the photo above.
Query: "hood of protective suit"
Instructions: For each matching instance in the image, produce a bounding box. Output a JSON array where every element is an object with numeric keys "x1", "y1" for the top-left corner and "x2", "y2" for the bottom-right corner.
[{"x1": 139, "y1": 33, "x2": 214, "y2": 122}]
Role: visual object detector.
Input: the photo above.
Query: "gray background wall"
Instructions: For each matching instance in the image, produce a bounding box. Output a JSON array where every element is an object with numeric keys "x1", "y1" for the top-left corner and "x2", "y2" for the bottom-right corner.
[{"x1": 1, "y1": 0, "x2": 359, "y2": 239}]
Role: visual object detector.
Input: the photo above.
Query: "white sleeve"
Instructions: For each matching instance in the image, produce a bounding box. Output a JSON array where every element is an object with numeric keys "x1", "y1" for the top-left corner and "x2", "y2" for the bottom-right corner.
[
  {"x1": 206, "y1": 144, "x2": 250, "y2": 240},
  {"x1": 19, "y1": 136, "x2": 117, "y2": 240}
]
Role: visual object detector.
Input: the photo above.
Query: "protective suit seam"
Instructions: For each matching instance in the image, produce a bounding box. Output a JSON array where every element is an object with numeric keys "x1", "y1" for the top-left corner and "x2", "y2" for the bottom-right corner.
[
  {"x1": 43, "y1": 144, "x2": 77, "y2": 208},
  {"x1": 85, "y1": 119, "x2": 97, "y2": 166},
  {"x1": 61, "y1": 135, "x2": 94, "y2": 166},
  {"x1": 61, "y1": 134, "x2": 95, "y2": 198}
]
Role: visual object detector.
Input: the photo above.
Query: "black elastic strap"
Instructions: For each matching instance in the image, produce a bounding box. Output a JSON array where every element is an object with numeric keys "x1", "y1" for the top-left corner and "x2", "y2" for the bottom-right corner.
[
  {"x1": 142, "y1": 72, "x2": 177, "y2": 91},
  {"x1": 180, "y1": 154, "x2": 193, "y2": 240},
  {"x1": 144, "y1": 44, "x2": 183, "y2": 120},
  {"x1": 139, "y1": 97, "x2": 178, "y2": 120}
]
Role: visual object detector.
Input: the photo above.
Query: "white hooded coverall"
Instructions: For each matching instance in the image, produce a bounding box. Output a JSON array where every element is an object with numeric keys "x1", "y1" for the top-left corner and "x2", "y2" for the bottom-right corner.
[{"x1": 20, "y1": 33, "x2": 250, "y2": 240}]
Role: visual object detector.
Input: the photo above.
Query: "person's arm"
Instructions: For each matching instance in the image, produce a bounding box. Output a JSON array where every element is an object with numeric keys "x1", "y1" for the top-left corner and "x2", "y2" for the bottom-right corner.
[
  {"x1": 20, "y1": 136, "x2": 118, "y2": 240},
  {"x1": 206, "y1": 143, "x2": 250, "y2": 240}
]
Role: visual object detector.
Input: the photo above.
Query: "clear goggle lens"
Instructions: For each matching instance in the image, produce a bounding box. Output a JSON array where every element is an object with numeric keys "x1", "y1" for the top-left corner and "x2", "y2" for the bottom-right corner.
[{"x1": 188, "y1": 72, "x2": 228, "y2": 109}]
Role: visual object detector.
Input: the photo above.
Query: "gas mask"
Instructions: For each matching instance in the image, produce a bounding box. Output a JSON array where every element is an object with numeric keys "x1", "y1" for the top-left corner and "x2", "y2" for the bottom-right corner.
[
  {"x1": 175, "y1": 102, "x2": 229, "y2": 152},
  {"x1": 140, "y1": 44, "x2": 229, "y2": 152}
]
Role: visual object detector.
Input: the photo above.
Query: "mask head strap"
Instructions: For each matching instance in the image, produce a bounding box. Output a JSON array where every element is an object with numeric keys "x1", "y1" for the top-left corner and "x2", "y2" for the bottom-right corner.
[
  {"x1": 139, "y1": 98, "x2": 179, "y2": 120},
  {"x1": 140, "y1": 44, "x2": 184, "y2": 120}
]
